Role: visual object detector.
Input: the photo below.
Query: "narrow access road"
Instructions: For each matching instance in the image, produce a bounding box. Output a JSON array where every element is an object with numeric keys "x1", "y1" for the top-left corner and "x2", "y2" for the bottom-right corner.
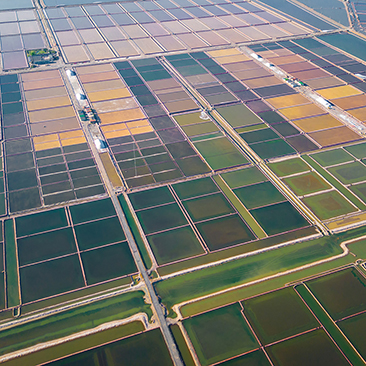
[{"x1": 62, "y1": 68, "x2": 183, "y2": 366}]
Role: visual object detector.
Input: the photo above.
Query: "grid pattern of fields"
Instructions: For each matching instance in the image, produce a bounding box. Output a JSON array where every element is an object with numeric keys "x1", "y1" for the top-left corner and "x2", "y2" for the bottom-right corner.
[
  {"x1": 128, "y1": 169, "x2": 311, "y2": 268},
  {"x1": 9, "y1": 198, "x2": 137, "y2": 304},
  {"x1": 208, "y1": 47, "x2": 364, "y2": 151},
  {"x1": 0, "y1": 9, "x2": 47, "y2": 70},
  {"x1": 182, "y1": 266, "x2": 366, "y2": 366},
  {"x1": 45, "y1": 1, "x2": 310, "y2": 63},
  {"x1": 269, "y1": 156, "x2": 362, "y2": 223},
  {"x1": 0, "y1": 71, "x2": 106, "y2": 213},
  {"x1": 2, "y1": 0, "x2": 366, "y2": 365}
]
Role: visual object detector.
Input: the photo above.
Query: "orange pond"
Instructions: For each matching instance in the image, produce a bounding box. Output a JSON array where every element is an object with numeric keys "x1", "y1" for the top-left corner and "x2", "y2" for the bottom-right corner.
[
  {"x1": 279, "y1": 104, "x2": 325, "y2": 120},
  {"x1": 309, "y1": 126, "x2": 362, "y2": 147},
  {"x1": 292, "y1": 115, "x2": 343, "y2": 133}
]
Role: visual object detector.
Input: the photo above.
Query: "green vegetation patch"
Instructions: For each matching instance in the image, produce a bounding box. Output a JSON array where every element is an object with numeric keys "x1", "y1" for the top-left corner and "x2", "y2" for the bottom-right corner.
[
  {"x1": 179, "y1": 227, "x2": 366, "y2": 317},
  {"x1": 306, "y1": 267, "x2": 366, "y2": 320},
  {"x1": 194, "y1": 137, "x2": 248, "y2": 170},
  {"x1": 214, "y1": 175, "x2": 266, "y2": 239},
  {"x1": 136, "y1": 203, "x2": 188, "y2": 235},
  {"x1": 4, "y1": 321, "x2": 144, "y2": 366},
  {"x1": 0, "y1": 272, "x2": 5, "y2": 310},
  {"x1": 283, "y1": 171, "x2": 331, "y2": 196},
  {"x1": 197, "y1": 215, "x2": 255, "y2": 251},
  {"x1": 236, "y1": 123, "x2": 268, "y2": 133},
  {"x1": 250, "y1": 139, "x2": 296, "y2": 160},
  {"x1": 266, "y1": 329, "x2": 349, "y2": 366},
  {"x1": 302, "y1": 190, "x2": 357, "y2": 220},
  {"x1": 268, "y1": 157, "x2": 310, "y2": 177},
  {"x1": 17, "y1": 228, "x2": 77, "y2": 266},
  {"x1": 74, "y1": 217, "x2": 126, "y2": 250},
  {"x1": 242, "y1": 287, "x2": 318, "y2": 345},
  {"x1": 170, "y1": 325, "x2": 195, "y2": 366},
  {"x1": 296, "y1": 283, "x2": 364, "y2": 366},
  {"x1": 349, "y1": 182, "x2": 366, "y2": 204},
  {"x1": 217, "y1": 104, "x2": 262, "y2": 128},
  {"x1": 303, "y1": 155, "x2": 366, "y2": 211},
  {"x1": 182, "y1": 122, "x2": 219, "y2": 137},
  {"x1": 311, "y1": 148, "x2": 354, "y2": 167},
  {"x1": 328, "y1": 161, "x2": 366, "y2": 184},
  {"x1": 183, "y1": 303, "x2": 258, "y2": 366},
  {"x1": 221, "y1": 166, "x2": 266, "y2": 188},
  {"x1": 218, "y1": 349, "x2": 271, "y2": 366},
  {"x1": 16, "y1": 208, "x2": 68, "y2": 237},
  {"x1": 234, "y1": 181, "x2": 285, "y2": 209},
  {"x1": 173, "y1": 177, "x2": 219, "y2": 200},
  {"x1": 20, "y1": 255, "x2": 85, "y2": 303},
  {"x1": 5, "y1": 219, "x2": 20, "y2": 308},
  {"x1": 129, "y1": 186, "x2": 174, "y2": 210},
  {"x1": 118, "y1": 195, "x2": 152, "y2": 269},
  {"x1": 174, "y1": 111, "x2": 201, "y2": 126},
  {"x1": 339, "y1": 312, "x2": 366, "y2": 360},
  {"x1": 0, "y1": 290, "x2": 150, "y2": 359},
  {"x1": 176, "y1": 155, "x2": 211, "y2": 176},
  {"x1": 155, "y1": 235, "x2": 342, "y2": 312},
  {"x1": 69, "y1": 198, "x2": 116, "y2": 224},
  {"x1": 81, "y1": 242, "x2": 137, "y2": 285},
  {"x1": 345, "y1": 142, "x2": 366, "y2": 159},
  {"x1": 147, "y1": 226, "x2": 204, "y2": 265},
  {"x1": 41, "y1": 328, "x2": 172, "y2": 366},
  {"x1": 250, "y1": 202, "x2": 309, "y2": 236},
  {"x1": 183, "y1": 193, "x2": 235, "y2": 221}
]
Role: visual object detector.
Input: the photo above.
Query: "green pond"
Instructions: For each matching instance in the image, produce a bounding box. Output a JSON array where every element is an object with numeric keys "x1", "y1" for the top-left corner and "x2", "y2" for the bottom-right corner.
[
  {"x1": 345, "y1": 142, "x2": 366, "y2": 159},
  {"x1": 250, "y1": 139, "x2": 296, "y2": 160},
  {"x1": 217, "y1": 104, "x2": 263, "y2": 128},
  {"x1": 176, "y1": 155, "x2": 211, "y2": 176},
  {"x1": 44, "y1": 328, "x2": 173, "y2": 366},
  {"x1": 9, "y1": 187, "x2": 42, "y2": 213},
  {"x1": 283, "y1": 171, "x2": 331, "y2": 196},
  {"x1": 16, "y1": 208, "x2": 68, "y2": 237},
  {"x1": 20, "y1": 255, "x2": 85, "y2": 303},
  {"x1": 221, "y1": 167, "x2": 267, "y2": 188},
  {"x1": 183, "y1": 303, "x2": 258, "y2": 366},
  {"x1": 173, "y1": 177, "x2": 219, "y2": 200},
  {"x1": 240, "y1": 128, "x2": 279, "y2": 144},
  {"x1": 197, "y1": 215, "x2": 255, "y2": 251},
  {"x1": 266, "y1": 329, "x2": 349, "y2": 366},
  {"x1": 74, "y1": 217, "x2": 126, "y2": 250},
  {"x1": 328, "y1": 161, "x2": 366, "y2": 184},
  {"x1": 250, "y1": 202, "x2": 309, "y2": 236},
  {"x1": 183, "y1": 193, "x2": 235, "y2": 222},
  {"x1": 234, "y1": 181, "x2": 285, "y2": 209},
  {"x1": 218, "y1": 349, "x2": 271, "y2": 366},
  {"x1": 311, "y1": 148, "x2": 354, "y2": 167},
  {"x1": 242, "y1": 287, "x2": 318, "y2": 345},
  {"x1": 194, "y1": 137, "x2": 248, "y2": 170},
  {"x1": 268, "y1": 157, "x2": 310, "y2": 177},
  {"x1": 147, "y1": 226, "x2": 204, "y2": 265},
  {"x1": 302, "y1": 190, "x2": 357, "y2": 220},
  {"x1": 306, "y1": 267, "x2": 366, "y2": 320},
  {"x1": 129, "y1": 186, "x2": 174, "y2": 210},
  {"x1": 349, "y1": 182, "x2": 366, "y2": 204},
  {"x1": 339, "y1": 312, "x2": 366, "y2": 360},
  {"x1": 69, "y1": 198, "x2": 116, "y2": 224},
  {"x1": 137, "y1": 203, "x2": 188, "y2": 234},
  {"x1": 17, "y1": 228, "x2": 77, "y2": 266},
  {"x1": 81, "y1": 242, "x2": 137, "y2": 285}
]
